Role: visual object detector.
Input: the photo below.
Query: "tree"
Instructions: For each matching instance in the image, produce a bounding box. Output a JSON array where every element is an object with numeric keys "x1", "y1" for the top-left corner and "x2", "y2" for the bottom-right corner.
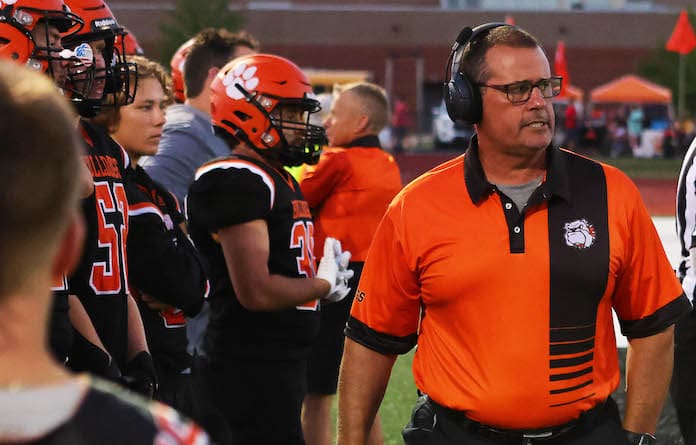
[
  {"x1": 638, "y1": 10, "x2": 696, "y2": 118},
  {"x1": 158, "y1": 0, "x2": 243, "y2": 64}
]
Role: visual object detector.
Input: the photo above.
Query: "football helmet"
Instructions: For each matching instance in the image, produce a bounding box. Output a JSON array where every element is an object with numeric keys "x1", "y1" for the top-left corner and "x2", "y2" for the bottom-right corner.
[
  {"x1": 61, "y1": 0, "x2": 137, "y2": 117},
  {"x1": 210, "y1": 54, "x2": 325, "y2": 166},
  {"x1": 0, "y1": 0, "x2": 82, "y2": 76},
  {"x1": 115, "y1": 27, "x2": 143, "y2": 56},
  {"x1": 170, "y1": 37, "x2": 194, "y2": 103}
]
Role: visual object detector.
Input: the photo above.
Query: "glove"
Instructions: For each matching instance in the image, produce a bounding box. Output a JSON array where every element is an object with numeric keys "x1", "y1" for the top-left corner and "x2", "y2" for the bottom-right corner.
[
  {"x1": 316, "y1": 237, "x2": 354, "y2": 303},
  {"x1": 122, "y1": 351, "x2": 158, "y2": 398}
]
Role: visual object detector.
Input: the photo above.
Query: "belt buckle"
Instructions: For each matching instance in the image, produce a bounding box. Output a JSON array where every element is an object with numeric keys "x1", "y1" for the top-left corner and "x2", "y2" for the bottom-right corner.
[{"x1": 522, "y1": 430, "x2": 554, "y2": 444}]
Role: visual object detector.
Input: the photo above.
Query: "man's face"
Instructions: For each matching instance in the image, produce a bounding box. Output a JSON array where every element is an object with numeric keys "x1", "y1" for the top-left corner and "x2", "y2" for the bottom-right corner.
[
  {"x1": 69, "y1": 39, "x2": 107, "y2": 100},
  {"x1": 112, "y1": 77, "x2": 168, "y2": 158},
  {"x1": 271, "y1": 103, "x2": 310, "y2": 148},
  {"x1": 324, "y1": 91, "x2": 364, "y2": 147},
  {"x1": 31, "y1": 23, "x2": 67, "y2": 84},
  {"x1": 476, "y1": 45, "x2": 555, "y2": 157}
]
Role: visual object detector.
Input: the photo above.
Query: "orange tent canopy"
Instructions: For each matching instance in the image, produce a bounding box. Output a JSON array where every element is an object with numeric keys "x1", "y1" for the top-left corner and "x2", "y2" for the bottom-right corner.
[
  {"x1": 590, "y1": 74, "x2": 672, "y2": 104},
  {"x1": 552, "y1": 84, "x2": 584, "y2": 102}
]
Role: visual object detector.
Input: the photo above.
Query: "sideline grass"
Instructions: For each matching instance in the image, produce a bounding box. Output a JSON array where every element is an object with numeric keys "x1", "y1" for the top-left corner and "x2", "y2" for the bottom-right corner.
[{"x1": 584, "y1": 155, "x2": 682, "y2": 179}]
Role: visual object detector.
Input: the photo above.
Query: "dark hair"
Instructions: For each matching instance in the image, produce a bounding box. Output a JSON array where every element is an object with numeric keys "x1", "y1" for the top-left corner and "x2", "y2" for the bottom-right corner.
[
  {"x1": 184, "y1": 28, "x2": 259, "y2": 98},
  {"x1": 0, "y1": 60, "x2": 83, "y2": 294},
  {"x1": 461, "y1": 26, "x2": 541, "y2": 84}
]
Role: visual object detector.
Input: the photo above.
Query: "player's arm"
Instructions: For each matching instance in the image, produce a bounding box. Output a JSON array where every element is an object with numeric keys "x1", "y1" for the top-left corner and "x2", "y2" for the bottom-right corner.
[
  {"x1": 218, "y1": 219, "x2": 330, "y2": 311},
  {"x1": 126, "y1": 294, "x2": 149, "y2": 359},
  {"x1": 299, "y1": 151, "x2": 343, "y2": 208},
  {"x1": 622, "y1": 326, "x2": 674, "y2": 434},
  {"x1": 68, "y1": 294, "x2": 108, "y2": 353},
  {"x1": 337, "y1": 339, "x2": 396, "y2": 445}
]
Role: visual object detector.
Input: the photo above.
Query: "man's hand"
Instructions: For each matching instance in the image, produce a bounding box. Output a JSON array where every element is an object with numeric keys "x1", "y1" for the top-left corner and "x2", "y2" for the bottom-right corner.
[{"x1": 317, "y1": 237, "x2": 354, "y2": 303}]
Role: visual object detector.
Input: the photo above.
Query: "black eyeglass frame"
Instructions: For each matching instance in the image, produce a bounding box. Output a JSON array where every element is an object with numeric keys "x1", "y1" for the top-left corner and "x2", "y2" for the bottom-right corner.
[{"x1": 476, "y1": 76, "x2": 563, "y2": 104}]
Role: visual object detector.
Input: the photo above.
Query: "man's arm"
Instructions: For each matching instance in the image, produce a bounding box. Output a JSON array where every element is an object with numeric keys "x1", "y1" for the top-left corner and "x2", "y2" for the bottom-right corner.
[
  {"x1": 337, "y1": 339, "x2": 396, "y2": 445},
  {"x1": 218, "y1": 219, "x2": 330, "y2": 310},
  {"x1": 623, "y1": 326, "x2": 674, "y2": 434}
]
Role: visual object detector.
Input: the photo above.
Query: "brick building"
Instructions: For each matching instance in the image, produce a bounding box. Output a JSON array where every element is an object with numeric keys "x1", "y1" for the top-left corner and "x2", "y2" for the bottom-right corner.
[{"x1": 110, "y1": 0, "x2": 684, "y2": 130}]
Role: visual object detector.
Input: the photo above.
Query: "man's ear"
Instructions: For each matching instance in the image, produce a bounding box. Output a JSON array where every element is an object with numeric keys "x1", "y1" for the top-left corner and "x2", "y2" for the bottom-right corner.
[
  {"x1": 356, "y1": 115, "x2": 370, "y2": 134},
  {"x1": 51, "y1": 212, "x2": 86, "y2": 280},
  {"x1": 207, "y1": 67, "x2": 220, "y2": 82}
]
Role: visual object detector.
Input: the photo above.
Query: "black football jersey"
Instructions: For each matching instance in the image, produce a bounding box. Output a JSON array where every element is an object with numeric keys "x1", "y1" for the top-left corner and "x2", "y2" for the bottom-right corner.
[
  {"x1": 187, "y1": 154, "x2": 320, "y2": 361},
  {"x1": 0, "y1": 376, "x2": 209, "y2": 444},
  {"x1": 126, "y1": 165, "x2": 207, "y2": 374},
  {"x1": 69, "y1": 120, "x2": 131, "y2": 369}
]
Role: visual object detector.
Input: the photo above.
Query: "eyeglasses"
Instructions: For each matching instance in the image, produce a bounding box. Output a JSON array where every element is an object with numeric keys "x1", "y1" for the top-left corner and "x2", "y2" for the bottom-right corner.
[{"x1": 476, "y1": 76, "x2": 563, "y2": 104}]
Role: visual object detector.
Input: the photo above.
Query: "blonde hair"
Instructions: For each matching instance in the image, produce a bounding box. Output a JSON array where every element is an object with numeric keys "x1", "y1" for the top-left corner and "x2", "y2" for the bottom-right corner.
[{"x1": 334, "y1": 82, "x2": 390, "y2": 133}]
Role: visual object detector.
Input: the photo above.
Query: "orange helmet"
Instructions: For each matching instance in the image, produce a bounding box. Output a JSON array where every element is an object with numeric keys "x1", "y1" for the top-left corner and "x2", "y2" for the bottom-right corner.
[
  {"x1": 115, "y1": 27, "x2": 143, "y2": 56},
  {"x1": 210, "y1": 54, "x2": 325, "y2": 166},
  {"x1": 170, "y1": 38, "x2": 194, "y2": 103},
  {"x1": 61, "y1": 0, "x2": 136, "y2": 116},
  {"x1": 0, "y1": 0, "x2": 82, "y2": 75}
]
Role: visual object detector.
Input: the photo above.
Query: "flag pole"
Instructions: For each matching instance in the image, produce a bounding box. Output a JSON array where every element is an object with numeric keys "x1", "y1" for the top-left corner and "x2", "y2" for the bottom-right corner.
[{"x1": 679, "y1": 53, "x2": 685, "y2": 119}]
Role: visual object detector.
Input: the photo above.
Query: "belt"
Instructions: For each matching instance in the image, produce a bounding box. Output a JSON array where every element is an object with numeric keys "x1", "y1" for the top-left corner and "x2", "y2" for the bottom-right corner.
[{"x1": 426, "y1": 396, "x2": 610, "y2": 443}]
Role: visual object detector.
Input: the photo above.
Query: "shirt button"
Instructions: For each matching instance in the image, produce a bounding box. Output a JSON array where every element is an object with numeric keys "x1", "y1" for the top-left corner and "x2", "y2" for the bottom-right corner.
[
  {"x1": 513, "y1": 226, "x2": 521, "y2": 234},
  {"x1": 505, "y1": 203, "x2": 513, "y2": 210}
]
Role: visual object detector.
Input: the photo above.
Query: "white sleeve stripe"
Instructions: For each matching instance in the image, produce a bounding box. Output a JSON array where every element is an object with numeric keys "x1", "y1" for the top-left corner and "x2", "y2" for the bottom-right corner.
[
  {"x1": 195, "y1": 161, "x2": 275, "y2": 209},
  {"x1": 129, "y1": 204, "x2": 165, "y2": 222}
]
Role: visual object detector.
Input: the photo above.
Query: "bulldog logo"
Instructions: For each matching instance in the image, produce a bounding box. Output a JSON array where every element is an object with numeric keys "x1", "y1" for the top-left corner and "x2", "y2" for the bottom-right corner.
[{"x1": 564, "y1": 219, "x2": 596, "y2": 249}]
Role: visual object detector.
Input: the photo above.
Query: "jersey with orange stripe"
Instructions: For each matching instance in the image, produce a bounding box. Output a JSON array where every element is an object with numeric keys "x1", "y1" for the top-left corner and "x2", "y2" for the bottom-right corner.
[
  {"x1": 187, "y1": 154, "x2": 320, "y2": 361},
  {"x1": 348, "y1": 141, "x2": 690, "y2": 429},
  {"x1": 126, "y1": 165, "x2": 208, "y2": 376},
  {"x1": 69, "y1": 119, "x2": 131, "y2": 370}
]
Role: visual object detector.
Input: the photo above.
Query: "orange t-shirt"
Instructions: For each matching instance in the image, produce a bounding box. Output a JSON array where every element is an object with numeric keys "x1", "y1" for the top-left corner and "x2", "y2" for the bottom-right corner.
[
  {"x1": 300, "y1": 140, "x2": 402, "y2": 261},
  {"x1": 348, "y1": 143, "x2": 689, "y2": 429}
]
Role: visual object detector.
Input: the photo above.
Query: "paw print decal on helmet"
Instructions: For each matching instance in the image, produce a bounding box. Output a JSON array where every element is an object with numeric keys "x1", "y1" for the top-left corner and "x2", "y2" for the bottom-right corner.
[{"x1": 222, "y1": 63, "x2": 259, "y2": 100}]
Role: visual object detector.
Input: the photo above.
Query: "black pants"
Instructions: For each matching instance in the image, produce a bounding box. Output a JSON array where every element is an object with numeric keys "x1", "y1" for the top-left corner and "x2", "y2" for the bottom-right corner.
[
  {"x1": 193, "y1": 355, "x2": 307, "y2": 445},
  {"x1": 403, "y1": 396, "x2": 631, "y2": 444},
  {"x1": 671, "y1": 308, "x2": 696, "y2": 445}
]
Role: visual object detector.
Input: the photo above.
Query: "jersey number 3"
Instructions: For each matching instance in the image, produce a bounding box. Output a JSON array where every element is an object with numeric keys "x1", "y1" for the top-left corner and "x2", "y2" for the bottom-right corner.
[
  {"x1": 290, "y1": 221, "x2": 318, "y2": 311},
  {"x1": 90, "y1": 181, "x2": 129, "y2": 295}
]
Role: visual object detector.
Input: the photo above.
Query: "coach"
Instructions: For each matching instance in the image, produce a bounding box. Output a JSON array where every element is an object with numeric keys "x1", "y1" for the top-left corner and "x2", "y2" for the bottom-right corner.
[{"x1": 337, "y1": 23, "x2": 691, "y2": 445}]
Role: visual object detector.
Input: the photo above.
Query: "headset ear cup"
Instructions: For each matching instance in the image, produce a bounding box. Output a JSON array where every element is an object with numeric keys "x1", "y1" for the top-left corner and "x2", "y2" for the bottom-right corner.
[{"x1": 444, "y1": 72, "x2": 482, "y2": 124}]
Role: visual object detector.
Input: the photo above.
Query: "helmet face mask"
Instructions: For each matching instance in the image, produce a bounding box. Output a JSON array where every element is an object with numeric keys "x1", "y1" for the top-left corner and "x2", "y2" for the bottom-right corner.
[
  {"x1": 211, "y1": 54, "x2": 326, "y2": 167},
  {"x1": 61, "y1": 0, "x2": 137, "y2": 117},
  {"x1": 0, "y1": 1, "x2": 83, "y2": 79}
]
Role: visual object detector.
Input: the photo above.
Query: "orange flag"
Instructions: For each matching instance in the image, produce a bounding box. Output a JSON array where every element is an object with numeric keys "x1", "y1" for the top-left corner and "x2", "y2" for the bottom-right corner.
[
  {"x1": 554, "y1": 40, "x2": 569, "y2": 97},
  {"x1": 666, "y1": 9, "x2": 696, "y2": 55},
  {"x1": 504, "y1": 15, "x2": 515, "y2": 25}
]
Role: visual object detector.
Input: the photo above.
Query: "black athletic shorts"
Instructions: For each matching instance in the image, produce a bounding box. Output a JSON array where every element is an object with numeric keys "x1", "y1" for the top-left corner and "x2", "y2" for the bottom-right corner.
[
  {"x1": 194, "y1": 354, "x2": 307, "y2": 445},
  {"x1": 307, "y1": 262, "x2": 364, "y2": 395}
]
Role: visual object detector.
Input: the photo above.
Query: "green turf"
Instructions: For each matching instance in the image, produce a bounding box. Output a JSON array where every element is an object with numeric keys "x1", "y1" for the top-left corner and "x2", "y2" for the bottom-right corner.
[{"x1": 592, "y1": 156, "x2": 683, "y2": 179}]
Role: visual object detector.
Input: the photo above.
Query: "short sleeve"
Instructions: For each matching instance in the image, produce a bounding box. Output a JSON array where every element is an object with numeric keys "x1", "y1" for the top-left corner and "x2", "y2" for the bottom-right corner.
[
  {"x1": 346, "y1": 201, "x2": 421, "y2": 354},
  {"x1": 187, "y1": 160, "x2": 275, "y2": 232},
  {"x1": 612, "y1": 179, "x2": 690, "y2": 338}
]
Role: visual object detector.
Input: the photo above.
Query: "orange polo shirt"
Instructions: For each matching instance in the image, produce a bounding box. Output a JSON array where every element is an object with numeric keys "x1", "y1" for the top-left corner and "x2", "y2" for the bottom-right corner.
[
  {"x1": 347, "y1": 139, "x2": 690, "y2": 429},
  {"x1": 299, "y1": 136, "x2": 402, "y2": 261}
]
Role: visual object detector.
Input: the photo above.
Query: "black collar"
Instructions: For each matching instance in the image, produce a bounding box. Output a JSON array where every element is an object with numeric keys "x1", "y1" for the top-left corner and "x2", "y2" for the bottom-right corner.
[
  {"x1": 344, "y1": 135, "x2": 382, "y2": 148},
  {"x1": 464, "y1": 135, "x2": 571, "y2": 205}
]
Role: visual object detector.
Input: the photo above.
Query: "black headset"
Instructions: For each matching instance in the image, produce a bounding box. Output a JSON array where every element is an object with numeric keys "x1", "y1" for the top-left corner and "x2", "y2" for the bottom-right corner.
[{"x1": 443, "y1": 22, "x2": 511, "y2": 124}]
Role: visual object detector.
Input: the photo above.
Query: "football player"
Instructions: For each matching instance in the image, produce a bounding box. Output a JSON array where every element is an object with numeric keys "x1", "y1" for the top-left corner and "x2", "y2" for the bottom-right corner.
[
  {"x1": 61, "y1": 0, "x2": 156, "y2": 397},
  {"x1": 186, "y1": 53, "x2": 352, "y2": 444},
  {"x1": 0, "y1": 0, "x2": 115, "y2": 369},
  {"x1": 0, "y1": 57, "x2": 209, "y2": 445}
]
